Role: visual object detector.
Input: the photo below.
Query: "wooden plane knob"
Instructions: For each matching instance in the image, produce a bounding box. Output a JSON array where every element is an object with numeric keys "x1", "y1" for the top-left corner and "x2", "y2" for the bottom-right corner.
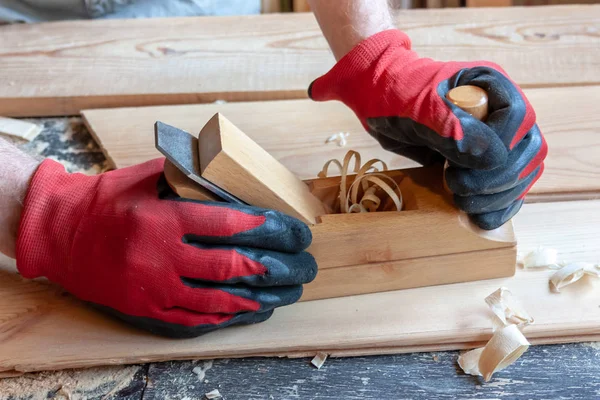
[{"x1": 446, "y1": 85, "x2": 488, "y2": 121}]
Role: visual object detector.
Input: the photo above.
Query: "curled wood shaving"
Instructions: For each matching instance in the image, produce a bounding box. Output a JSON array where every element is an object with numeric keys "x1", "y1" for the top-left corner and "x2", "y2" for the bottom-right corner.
[
  {"x1": 204, "y1": 389, "x2": 223, "y2": 399},
  {"x1": 550, "y1": 262, "x2": 600, "y2": 293},
  {"x1": 458, "y1": 288, "x2": 532, "y2": 382},
  {"x1": 458, "y1": 348, "x2": 484, "y2": 376},
  {"x1": 311, "y1": 352, "x2": 328, "y2": 369},
  {"x1": 461, "y1": 325, "x2": 530, "y2": 382},
  {"x1": 325, "y1": 132, "x2": 350, "y2": 147},
  {"x1": 319, "y1": 151, "x2": 403, "y2": 214},
  {"x1": 485, "y1": 288, "x2": 534, "y2": 330},
  {"x1": 521, "y1": 247, "x2": 560, "y2": 269}
]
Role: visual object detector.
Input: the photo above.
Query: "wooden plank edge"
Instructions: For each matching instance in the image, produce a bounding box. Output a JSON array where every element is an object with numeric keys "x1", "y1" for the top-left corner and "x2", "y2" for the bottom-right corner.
[
  {"x1": 15, "y1": 82, "x2": 600, "y2": 118},
  {"x1": 81, "y1": 112, "x2": 118, "y2": 170},
  {"x1": 301, "y1": 246, "x2": 516, "y2": 301},
  {"x1": 3, "y1": 333, "x2": 599, "y2": 377},
  {"x1": 526, "y1": 191, "x2": 600, "y2": 203},
  {"x1": 8, "y1": 89, "x2": 308, "y2": 118},
  {"x1": 299, "y1": 334, "x2": 600, "y2": 358}
]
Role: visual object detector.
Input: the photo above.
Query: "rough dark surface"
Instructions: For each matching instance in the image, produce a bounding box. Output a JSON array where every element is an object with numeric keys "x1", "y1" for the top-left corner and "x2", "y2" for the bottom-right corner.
[
  {"x1": 1, "y1": 118, "x2": 598, "y2": 399},
  {"x1": 143, "y1": 344, "x2": 600, "y2": 400},
  {"x1": 17, "y1": 117, "x2": 110, "y2": 175}
]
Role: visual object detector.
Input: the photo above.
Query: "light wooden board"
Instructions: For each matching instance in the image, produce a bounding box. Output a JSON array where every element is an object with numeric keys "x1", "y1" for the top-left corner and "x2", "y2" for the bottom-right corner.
[
  {"x1": 0, "y1": 117, "x2": 42, "y2": 141},
  {"x1": 261, "y1": 0, "x2": 281, "y2": 13},
  {"x1": 467, "y1": 0, "x2": 512, "y2": 6},
  {"x1": 293, "y1": 0, "x2": 310, "y2": 12},
  {"x1": 2, "y1": 5, "x2": 599, "y2": 116},
  {"x1": 83, "y1": 85, "x2": 600, "y2": 197},
  {"x1": 1, "y1": 200, "x2": 599, "y2": 375}
]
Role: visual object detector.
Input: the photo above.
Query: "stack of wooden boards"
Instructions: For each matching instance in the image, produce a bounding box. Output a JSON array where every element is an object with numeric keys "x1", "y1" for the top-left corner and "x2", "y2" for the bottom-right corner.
[{"x1": 0, "y1": 5, "x2": 599, "y2": 376}]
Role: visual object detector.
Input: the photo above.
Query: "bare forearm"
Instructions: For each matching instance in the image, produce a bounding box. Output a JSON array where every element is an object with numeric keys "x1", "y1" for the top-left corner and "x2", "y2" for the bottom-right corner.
[
  {"x1": 0, "y1": 138, "x2": 39, "y2": 258},
  {"x1": 308, "y1": 0, "x2": 394, "y2": 61}
]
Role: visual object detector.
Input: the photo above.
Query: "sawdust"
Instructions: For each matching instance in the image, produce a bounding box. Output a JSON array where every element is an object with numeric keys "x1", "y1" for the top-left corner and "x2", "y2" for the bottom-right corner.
[
  {"x1": 583, "y1": 342, "x2": 600, "y2": 350},
  {"x1": 0, "y1": 365, "x2": 141, "y2": 400},
  {"x1": 192, "y1": 360, "x2": 213, "y2": 381}
]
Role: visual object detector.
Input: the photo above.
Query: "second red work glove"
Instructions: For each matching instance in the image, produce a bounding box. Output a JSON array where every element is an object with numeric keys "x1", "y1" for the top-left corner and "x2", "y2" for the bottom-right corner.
[
  {"x1": 309, "y1": 30, "x2": 547, "y2": 230},
  {"x1": 16, "y1": 158, "x2": 317, "y2": 338}
]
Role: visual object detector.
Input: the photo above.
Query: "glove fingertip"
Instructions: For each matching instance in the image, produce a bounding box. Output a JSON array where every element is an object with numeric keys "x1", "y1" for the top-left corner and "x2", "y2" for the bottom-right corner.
[
  {"x1": 295, "y1": 251, "x2": 318, "y2": 284},
  {"x1": 249, "y1": 310, "x2": 275, "y2": 325},
  {"x1": 469, "y1": 200, "x2": 523, "y2": 231},
  {"x1": 268, "y1": 211, "x2": 313, "y2": 253}
]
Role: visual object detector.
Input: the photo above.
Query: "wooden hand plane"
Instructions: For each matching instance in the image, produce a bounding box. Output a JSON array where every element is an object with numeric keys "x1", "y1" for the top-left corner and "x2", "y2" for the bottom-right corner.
[{"x1": 154, "y1": 87, "x2": 517, "y2": 302}]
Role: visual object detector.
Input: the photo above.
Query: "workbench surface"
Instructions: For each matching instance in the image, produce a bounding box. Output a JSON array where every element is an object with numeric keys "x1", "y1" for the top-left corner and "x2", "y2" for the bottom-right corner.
[{"x1": 1, "y1": 118, "x2": 598, "y2": 399}]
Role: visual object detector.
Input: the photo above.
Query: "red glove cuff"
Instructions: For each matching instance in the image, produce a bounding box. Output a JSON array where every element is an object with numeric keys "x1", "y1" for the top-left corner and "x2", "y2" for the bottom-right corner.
[{"x1": 16, "y1": 159, "x2": 96, "y2": 282}]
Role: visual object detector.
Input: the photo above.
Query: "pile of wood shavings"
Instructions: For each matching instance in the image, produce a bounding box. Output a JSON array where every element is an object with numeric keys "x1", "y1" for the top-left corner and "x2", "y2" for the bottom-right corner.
[{"x1": 319, "y1": 150, "x2": 402, "y2": 213}]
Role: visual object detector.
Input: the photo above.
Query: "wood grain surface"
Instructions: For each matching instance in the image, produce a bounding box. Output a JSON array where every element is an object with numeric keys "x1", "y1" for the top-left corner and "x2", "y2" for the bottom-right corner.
[
  {"x1": 2, "y1": 5, "x2": 599, "y2": 116},
  {"x1": 197, "y1": 113, "x2": 326, "y2": 224},
  {"x1": 83, "y1": 85, "x2": 600, "y2": 197},
  {"x1": 1, "y1": 200, "x2": 598, "y2": 375}
]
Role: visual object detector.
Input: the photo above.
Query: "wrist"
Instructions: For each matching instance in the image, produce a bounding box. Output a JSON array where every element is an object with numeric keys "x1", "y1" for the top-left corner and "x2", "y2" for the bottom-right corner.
[
  {"x1": 0, "y1": 138, "x2": 40, "y2": 259},
  {"x1": 16, "y1": 159, "x2": 96, "y2": 281},
  {"x1": 309, "y1": 0, "x2": 395, "y2": 61}
]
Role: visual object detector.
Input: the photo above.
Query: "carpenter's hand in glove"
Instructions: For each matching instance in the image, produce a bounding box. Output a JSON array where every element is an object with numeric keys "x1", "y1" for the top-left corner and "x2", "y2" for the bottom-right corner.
[
  {"x1": 16, "y1": 158, "x2": 317, "y2": 338},
  {"x1": 309, "y1": 30, "x2": 547, "y2": 230}
]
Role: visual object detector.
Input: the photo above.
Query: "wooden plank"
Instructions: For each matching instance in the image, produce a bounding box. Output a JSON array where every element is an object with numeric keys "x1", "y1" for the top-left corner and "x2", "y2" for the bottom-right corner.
[
  {"x1": 293, "y1": 0, "x2": 310, "y2": 12},
  {"x1": 197, "y1": 113, "x2": 326, "y2": 224},
  {"x1": 302, "y1": 246, "x2": 516, "y2": 301},
  {"x1": 426, "y1": 0, "x2": 444, "y2": 8},
  {"x1": 261, "y1": 0, "x2": 281, "y2": 13},
  {"x1": 83, "y1": 85, "x2": 600, "y2": 198},
  {"x1": 1, "y1": 200, "x2": 599, "y2": 374},
  {"x1": 2, "y1": 5, "x2": 599, "y2": 116},
  {"x1": 444, "y1": 0, "x2": 462, "y2": 7},
  {"x1": 467, "y1": 0, "x2": 512, "y2": 6},
  {"x1": 0, "y1": 117, "x2": 42, "y2": 141}
]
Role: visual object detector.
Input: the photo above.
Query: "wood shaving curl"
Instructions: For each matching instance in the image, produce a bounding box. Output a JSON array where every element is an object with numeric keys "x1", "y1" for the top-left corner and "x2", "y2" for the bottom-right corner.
[
  {"x1": 205, "y1": 389, "x2": 223, "y2": 399},
  {"x1": 520, "y1": 247, "x2": 560, "y2": 269},
  {"x1": 325, "y1": 132, "x2": 349, "y2": 147},
  {"x1": 318, "y1": 151, "x2": 402, "y2": 214},
  {"x1": 311, "y1": 352, "x2": 328, "y2": 369},
  {"x1": 485, "y1": 287, "x2": 534, "y2": 330},
  {"x1": 458, "y1": 288, "x2": 532, "y2": 382},
  {"x1": 550, "y1": 262, "x2": 600, "y2": 292}
]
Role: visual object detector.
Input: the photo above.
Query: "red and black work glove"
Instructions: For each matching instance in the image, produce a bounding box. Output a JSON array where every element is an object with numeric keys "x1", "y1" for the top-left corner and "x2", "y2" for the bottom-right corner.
[
  {"x1": 309, "y1": 30, "x2": 547, "y2": 230},
  {"x1": 16, "y1": 158, "x2": 317, "y2": 338}
]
